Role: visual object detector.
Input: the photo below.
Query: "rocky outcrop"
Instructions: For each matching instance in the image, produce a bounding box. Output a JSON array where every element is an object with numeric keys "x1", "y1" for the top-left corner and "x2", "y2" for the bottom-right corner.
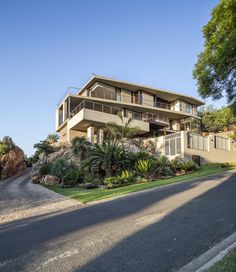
[
  {"x1": 0, "y1": 146, "x2": 26, "y2": 180},
  {"x1": 40, "y1": 175, "x2": 60, "y2": 185},
  {"x1": 31, "y1": 144, "x2": 80, "y2": 183}
]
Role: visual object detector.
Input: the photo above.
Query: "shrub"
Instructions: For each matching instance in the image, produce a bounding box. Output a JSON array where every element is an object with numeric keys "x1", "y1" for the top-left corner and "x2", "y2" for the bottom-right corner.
[
  {"x1": 118, "y1": 170, "x2": 136, "y2": 184},
  {"x1": 51, "y1": 158, "x2": 71, "y2": 186},
  {"x1": 39, "y1": 161, "x2": 52, "y2": 176},
  {"x1": 46, "y1": 133, "x2": 59, "y2": 143},
  {"x1": 88, "y1": 142, "x2": 127, "y2": 177},
  {"x1": 71, "y1": 137, "x2": 91, "y2": 160},
  {"x1": 33, "y1": 140, "x2": 54, "y2": 155},
  {"x1": 104, "y1": 176, "x2": 120, "y2": 189},
  {"x1": 64, "y1": 168, "x2": 85, "y2": 185},
  {"x1": 134, "y1": 158, "x2": 157, "y2": 180},
  {"x1": 0, "y1": 136, "x2": 15, "y2": 158},
  {"x1": 126, "y1": 151, "x2": 151, "y2": 169},
  {"x1": 182, "y1": 160, "x2": 199, "y2": 172}
]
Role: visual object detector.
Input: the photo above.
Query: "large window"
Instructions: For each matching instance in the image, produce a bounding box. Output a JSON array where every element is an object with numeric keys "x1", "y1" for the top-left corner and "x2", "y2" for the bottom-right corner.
[{"x1": 165, "y1": 133, "x2": 181, "y2": 156}]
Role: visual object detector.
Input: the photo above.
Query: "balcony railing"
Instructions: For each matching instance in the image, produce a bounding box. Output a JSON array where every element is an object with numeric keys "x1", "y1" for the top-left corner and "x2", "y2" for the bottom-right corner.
[
  {"x1": 69, "y1": 100, "x2": 169, "y2": 125},
  {"x1": 155, "y1": 102, "x2": 171, "y2": 110}
]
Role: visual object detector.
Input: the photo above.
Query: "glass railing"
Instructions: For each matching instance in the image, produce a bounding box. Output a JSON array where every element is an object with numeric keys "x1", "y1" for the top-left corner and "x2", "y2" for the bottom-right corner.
[{"x1": 90, "y1": 91, "x2": 117, "y2": 101}]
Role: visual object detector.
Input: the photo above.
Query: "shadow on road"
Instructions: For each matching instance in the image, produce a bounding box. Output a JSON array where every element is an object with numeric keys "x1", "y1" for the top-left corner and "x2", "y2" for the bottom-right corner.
[{"x1": 0, "y1": 172, "x2": 236, "y2": 271}]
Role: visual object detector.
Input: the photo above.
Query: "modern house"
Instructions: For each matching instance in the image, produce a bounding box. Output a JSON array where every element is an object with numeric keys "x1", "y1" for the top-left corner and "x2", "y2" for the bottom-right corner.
[{"x1": 56, "y1": 75, "x2": 236, "y2": 164}]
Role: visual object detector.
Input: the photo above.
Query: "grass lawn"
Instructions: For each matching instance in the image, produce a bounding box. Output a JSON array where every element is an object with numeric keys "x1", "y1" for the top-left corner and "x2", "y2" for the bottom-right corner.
[
  {"x1": 47, "y1": 165, "x2": 236, "y2": 204},
  {"x1": 208, "y1": 249, "x2": 236, "y2": 272}
]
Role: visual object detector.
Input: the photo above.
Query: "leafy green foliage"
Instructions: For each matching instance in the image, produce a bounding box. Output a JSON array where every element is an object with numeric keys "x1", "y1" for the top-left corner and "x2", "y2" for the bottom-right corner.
[
  {"x1": 38, "y1": 162, "x2": 52, "y2": 176},
  {"x1": 0, "y1": 136, "x2": 15, "y2": 158},
  {"x1": 118, "y1": 170, "x2": 136, "y2": 184},
  {"x1": 199, "y1": 106, "x2": 236, "y2": 132},
  {"x1": 134, "y1": 159, "x2": 157, "y2": 180},
  {"x1": 46, "y1": 133, "x2": 59, "y2": 143},
  {"x1": 71, "y1": 137, "x2": 91, "y2": 160},
  {"x1": 33, "y1": 140, "x2": 54, "y2": 155},
  {"x1": 88, "y1": 142, "x2": 127, "y2": 177},
  {"x1": 51, "y1": 158, "x2": 71, "y2": 185},
  {"x1": 193, "y1": 0, "x2": 236, "y2": 106},
  {"x1": 106, "y1": 112, "x2": 141, "y2": 144}
]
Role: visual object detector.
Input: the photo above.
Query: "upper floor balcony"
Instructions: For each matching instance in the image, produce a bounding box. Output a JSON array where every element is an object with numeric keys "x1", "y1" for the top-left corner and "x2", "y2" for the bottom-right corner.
[{"x1": 68, "y1": 100, "x2": 170, "y2": 128}]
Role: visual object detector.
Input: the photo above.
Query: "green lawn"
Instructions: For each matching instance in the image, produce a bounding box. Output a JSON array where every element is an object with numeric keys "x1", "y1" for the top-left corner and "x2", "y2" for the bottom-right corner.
[
  {"x1": 208, "y1": 249, "x2": 236, "y2": 272},
  {"x1": 47, "y1": 165, "x2": 236, "y2": 204}
]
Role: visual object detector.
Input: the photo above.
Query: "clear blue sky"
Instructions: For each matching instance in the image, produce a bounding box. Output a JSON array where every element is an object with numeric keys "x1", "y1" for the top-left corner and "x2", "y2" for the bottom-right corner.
[{"x1": 0, "y1": 0, "x2": 222, "y2": 155}]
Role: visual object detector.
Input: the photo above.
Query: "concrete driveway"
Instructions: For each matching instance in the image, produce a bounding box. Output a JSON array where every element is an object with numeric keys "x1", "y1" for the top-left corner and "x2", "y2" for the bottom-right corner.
[
  {"x1": 0, "y1": 171, "x2": 236, "y2": 272},
  {"x1": 0, "y1": 170, "x2": 79, "y2": 224}
]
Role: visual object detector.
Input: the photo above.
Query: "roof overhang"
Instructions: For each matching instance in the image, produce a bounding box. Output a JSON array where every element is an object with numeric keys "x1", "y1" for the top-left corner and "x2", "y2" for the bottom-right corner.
[{"x1": 78, "y1": 75, "x2": 204, "y2": 106}]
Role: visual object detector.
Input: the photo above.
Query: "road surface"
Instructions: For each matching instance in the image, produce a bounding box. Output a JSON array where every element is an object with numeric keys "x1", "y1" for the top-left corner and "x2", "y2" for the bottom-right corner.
[{"x1": 0, "y1": 170, "x2": 236, "y2": 272}]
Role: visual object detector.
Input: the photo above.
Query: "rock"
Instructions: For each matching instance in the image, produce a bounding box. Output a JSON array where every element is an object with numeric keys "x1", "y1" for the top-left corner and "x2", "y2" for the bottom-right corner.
[
  {"x1": 0, "y1": 146, "x2": 26, "y2": 180},
  {"x1": 41, "y1": 175, "x2": 60, "y2": 185},
  {"x1": 31, "y1": 175, "x2": 41, "y2": 184}
]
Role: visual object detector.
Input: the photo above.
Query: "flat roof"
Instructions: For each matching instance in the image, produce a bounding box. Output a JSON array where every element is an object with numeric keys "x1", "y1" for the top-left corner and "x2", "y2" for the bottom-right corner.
[{"x1": 78, "y1": 75, "x2": 204, "y2": 106}]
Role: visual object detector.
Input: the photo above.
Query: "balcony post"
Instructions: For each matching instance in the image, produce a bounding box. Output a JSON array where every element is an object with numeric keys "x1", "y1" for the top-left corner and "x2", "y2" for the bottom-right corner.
[
  {"x1": 97, "y1": 128, "x2": 104, "y2": 144},
  {"x1": 87, "y1": 125, "x2": 95, "y2": 144}
]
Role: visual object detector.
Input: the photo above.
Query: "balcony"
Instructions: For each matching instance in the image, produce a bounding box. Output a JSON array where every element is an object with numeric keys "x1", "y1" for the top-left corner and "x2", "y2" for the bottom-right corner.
[{"x1": 69, "y1": 100, "x2": 169, "y2": 127}]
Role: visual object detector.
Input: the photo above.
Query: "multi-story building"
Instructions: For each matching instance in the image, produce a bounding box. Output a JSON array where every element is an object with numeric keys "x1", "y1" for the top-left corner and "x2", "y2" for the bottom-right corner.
[{"x1": 56, "y1": 75, "x2": 203, "y2": 143}]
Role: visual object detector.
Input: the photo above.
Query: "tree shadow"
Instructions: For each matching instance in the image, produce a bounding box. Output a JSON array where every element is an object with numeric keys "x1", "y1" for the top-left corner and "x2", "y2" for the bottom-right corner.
[
  {"x1": 0, "y1": 172, "x2": 235, "y2": 272},
  {"x1": 73, "y1": 172, "x2": 236, "y2": 272}
]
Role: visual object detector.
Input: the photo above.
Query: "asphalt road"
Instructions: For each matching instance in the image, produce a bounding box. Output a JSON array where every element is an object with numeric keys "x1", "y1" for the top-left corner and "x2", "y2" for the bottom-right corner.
[{"x1": 0, "y1": 171, "x2": 236, "y2": 272}]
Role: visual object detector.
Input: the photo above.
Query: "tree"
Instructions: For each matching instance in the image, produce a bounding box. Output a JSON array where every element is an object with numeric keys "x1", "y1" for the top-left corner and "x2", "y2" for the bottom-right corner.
[
  {"x1": 193, "y1": 0, "x2": 236, "y2": 107},
  {"x1": 199, "y1": 105, "x2": 236, "y2": 132},
  {"x1": 46, "y1": 133, "x2": 59, "y2": 143},
  {"x1": 106, "y1": 112, "x2": 140, "y2": 146},
  {"x1": 33, "y1": 140, "x2": 54, "y2": 155}
]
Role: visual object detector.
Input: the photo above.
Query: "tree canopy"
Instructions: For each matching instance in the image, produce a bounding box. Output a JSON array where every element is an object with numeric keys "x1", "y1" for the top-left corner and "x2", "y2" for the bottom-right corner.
[
  {"x1": 199, "y1": 105, "x2": 236, "y2": 132},
  {"x1": 193, "y1": 0, "x2": 236, "y2": 107}
]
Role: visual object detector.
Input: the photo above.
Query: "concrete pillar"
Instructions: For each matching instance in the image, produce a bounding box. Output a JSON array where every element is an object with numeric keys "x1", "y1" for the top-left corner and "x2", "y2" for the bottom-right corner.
[
  {"x1": 87, "y1": 125, "x2": 95, "y2": 144},
  {"x1": 97, "y1": 128, "x2": 104, "y2": 144},
  {"x1": 171, "y1": 119, "x2": 180, "y2": 131},
  {"x1": 55, "y1": 108, "x2": 59, "y2": 130},
  {"x1": 63, "y1": 100, "x2": 68, "y2": 122}
]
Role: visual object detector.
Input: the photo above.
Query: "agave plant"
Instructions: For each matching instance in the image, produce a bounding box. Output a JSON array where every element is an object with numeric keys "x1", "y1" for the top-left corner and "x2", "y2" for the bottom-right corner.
[
  {"x1": 88, "y1": 141, "x2": 127, "y2": 177},
  {"x1": 71, "y1": 137, "x2": 91, "y2": 160},
  {"x1": 134, "y1": 158, "x2": 157, "y2": 180}
]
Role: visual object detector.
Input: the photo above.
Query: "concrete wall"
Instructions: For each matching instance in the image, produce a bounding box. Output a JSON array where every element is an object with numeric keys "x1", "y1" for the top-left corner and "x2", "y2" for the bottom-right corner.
[
  {"x1": 143, "y1": 92, "x2": 154, "y2": 107},
  {"x1": 121, "y1": 89, "x2": 132, "y2": 103},
  {"x1": 183, "y1": 132, "x2": 236, "y2": 164}
]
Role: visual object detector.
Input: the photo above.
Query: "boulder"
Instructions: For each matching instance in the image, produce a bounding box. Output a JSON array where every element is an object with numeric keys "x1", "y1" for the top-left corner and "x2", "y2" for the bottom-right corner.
[
  {"x1": 41, "y1": 175, "x2": 60, "y2": 185},
  {"x1": 0, "y1": 146, "x2": 26, "y2": 179}
]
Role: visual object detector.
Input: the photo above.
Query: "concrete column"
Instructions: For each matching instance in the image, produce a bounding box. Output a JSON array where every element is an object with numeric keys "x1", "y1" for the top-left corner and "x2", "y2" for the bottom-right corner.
[
  {"x1": 87, "y1": 125, "x2": 95, "y2": 144},
  {"x1": 97, "y1": 128, "x2": 104, "y2": 144},
  {"x1": 63, "y1": 100, "x2": 68, "y2": 122},
  {"x1": 171, "y1": 119, "x2": 180, "y2": 131},
  {"x1": 55, "y1": 108, "x2": 59, "y2": 130}
]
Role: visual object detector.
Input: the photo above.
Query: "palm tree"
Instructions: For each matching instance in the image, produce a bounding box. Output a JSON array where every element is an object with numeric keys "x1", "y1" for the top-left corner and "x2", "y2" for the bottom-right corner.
[
  {"x1": 71, "y1": 137, "x2": 91, "y2": 160},
  {"x1": 88, "y1": 142, "x2": 127, "y2": 177},
  {"x1": 106, "y1": 112, "x2": 140, "y2": 146}
]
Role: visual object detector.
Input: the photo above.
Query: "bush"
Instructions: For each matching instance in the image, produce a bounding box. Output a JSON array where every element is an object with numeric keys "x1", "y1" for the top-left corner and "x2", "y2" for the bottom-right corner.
[
  {"x1": 46, "y1": 133, "x2": 59, "y2": 143},
  {"x1": 182, "y1": 160, "x2": 199, "y2": 172},
  {"x1": 71, "y1": 137, "x2": 91, "y2": 160},
  {"x1": 51, "y1": 158, "x2": 71, "y2": 186},
  {"x1": 104, "y1": 176, "x2": 121, "y2": 189},
  {"x1": 134, "y1": 158, "x2": 157, "y2": 180},
  {"x1": 118, "y1": 170, "x2": 136, "y2": 184},
  {"x1": 64, "y1": 168, "x2": 85, "y2": 186},
  {"x1": 0, "y1": 136, "x2": 15, "y2": 158},
  {"x1": 39, "y1": 161, "x2": 52, "y2": 176},
  {"x1": 33, "y1": 140, "x2": 54, "y2": 155}
]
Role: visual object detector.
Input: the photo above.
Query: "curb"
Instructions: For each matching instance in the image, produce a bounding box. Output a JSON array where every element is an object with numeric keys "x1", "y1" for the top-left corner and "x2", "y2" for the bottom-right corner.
[{"x1": 177, "y1": 231, "x2": 236, "y2": 272}]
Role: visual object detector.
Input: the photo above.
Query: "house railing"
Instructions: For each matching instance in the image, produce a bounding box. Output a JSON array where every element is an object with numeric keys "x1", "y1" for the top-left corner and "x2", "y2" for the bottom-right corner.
[{"x1": 70, "y1": 100, "x2": 170, "y2": 125}]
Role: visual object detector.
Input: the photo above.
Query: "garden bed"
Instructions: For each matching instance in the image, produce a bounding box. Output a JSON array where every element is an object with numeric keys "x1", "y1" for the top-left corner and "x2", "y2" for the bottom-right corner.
[{"x1": 46, "y1": 165, "x2": 236, "y2": 204}]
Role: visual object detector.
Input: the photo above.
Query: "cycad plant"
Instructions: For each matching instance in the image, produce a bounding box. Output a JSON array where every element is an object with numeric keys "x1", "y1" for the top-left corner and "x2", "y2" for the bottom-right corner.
[{"x1": 88, "y1": 141, "x2": 127, "y2": 177}]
